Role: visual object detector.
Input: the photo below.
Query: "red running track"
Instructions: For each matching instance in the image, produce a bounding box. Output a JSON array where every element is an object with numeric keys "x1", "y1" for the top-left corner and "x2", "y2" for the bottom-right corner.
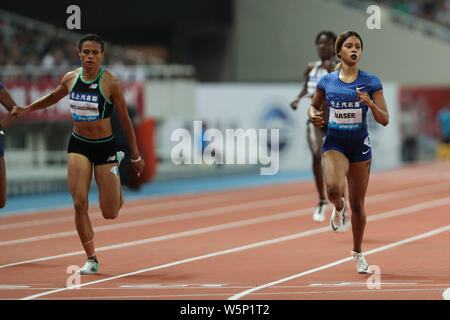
[{"x1": 0, "y1": 161, "x2": 449, "y2": 300}]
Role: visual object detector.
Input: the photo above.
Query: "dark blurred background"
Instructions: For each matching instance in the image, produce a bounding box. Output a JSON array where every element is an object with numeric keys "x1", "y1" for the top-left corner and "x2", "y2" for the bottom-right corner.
[{"x1": 0, "y1": 0, "x2": 233, "y2": 81}]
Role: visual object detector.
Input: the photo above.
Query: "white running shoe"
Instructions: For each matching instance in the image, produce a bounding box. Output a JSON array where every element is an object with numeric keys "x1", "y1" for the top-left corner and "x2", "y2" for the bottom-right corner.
[
  {"x1": 351, "y1": 250, "x2": 369, "y2": 274},
  {"x1": 313, "y1": 200, "x2": 328, "y2": 222},
  {"x1": 330, "y1": 197, "x2": 350, "y2": 232},
  {"x1": 79, "y1": 259, "x2": 99, "y2": 275},
  {"x1": 116, "y1": 151, "x2": 125, "y2": 166}
]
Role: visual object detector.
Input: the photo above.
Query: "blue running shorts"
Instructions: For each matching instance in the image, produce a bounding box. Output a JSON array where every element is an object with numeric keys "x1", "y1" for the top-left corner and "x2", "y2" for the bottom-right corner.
[{"x1": 322, "y1": 133, "x2": 372, "y2": 162}]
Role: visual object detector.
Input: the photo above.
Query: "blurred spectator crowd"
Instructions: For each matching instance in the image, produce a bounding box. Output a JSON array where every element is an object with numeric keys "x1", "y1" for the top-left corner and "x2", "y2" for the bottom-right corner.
[
  {"x1": 0, "y1": 16, "x2": 164, "y2": 73},
  {"x1": 374, "y1": 0, "x2": 450, "y2": 28}
]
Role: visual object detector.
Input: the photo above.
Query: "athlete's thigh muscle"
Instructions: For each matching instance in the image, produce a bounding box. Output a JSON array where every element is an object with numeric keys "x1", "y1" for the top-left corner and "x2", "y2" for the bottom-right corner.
[
  {"x1": 347, "y1": 159, "x2": 371, "y2": 204},
  {"x1": 67, "y1": 153, "x2": 93, "y2": 200},
  {"x1": 322, "y1": 150, "x2": 349, "y2": 187}
]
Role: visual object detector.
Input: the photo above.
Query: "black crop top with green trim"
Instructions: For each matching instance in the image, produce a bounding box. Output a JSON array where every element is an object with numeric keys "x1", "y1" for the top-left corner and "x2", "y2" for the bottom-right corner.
[{"x1": 68, "y1": 68, "x2": 114, "y2": 121}]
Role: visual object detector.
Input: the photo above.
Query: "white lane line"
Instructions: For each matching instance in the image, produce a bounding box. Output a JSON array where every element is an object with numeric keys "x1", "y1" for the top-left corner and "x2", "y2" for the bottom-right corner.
[
  {"x1": 0, "y1": 216, "x2": 76, "y2": 231},
  {"x1": 0, "y1": 285, "x2": 30, "y2": 289},
  {"x1": 20, "y1": 227, "x2": 331, "y2": 300},
  {"x1": 3, "y1": 179, "x2": 450, "y2": 246},
  {"x1": 377, "y1": 170, "x2": 450, "y2": 183},
  {"x1": 1, "y1": 163, "x2": 447, "y2": 227},
  {"x1": 228, "y1": 224, "x2": 450, "y2": 300},
  {"x1": 0, "y1": 189, "x2": 315, "y2": 231},
  {"x1": 32, "y1": 288, "x2": 447, "y2": 300},
  {"x1": 0, "y1": 207, "x2": 315, "y2": 269},
  {"x1": 20, "y1": 222, "x2": 450, "y2": 299},
  {"x1": 5, "y1": 283, "x2": 448, "y2": 291},
  {"x1": 3, "y1": 195, "x2": 450, "y2": 270},
  {"x1": 308, "y1": 282, "x2": 420, "y2": 287},
  {"x1": 119, "y1": 283, "x2": 228, "y2": 288},
  {"x1": 0, "y1": 194, "x2": 304, "y2": 246}
]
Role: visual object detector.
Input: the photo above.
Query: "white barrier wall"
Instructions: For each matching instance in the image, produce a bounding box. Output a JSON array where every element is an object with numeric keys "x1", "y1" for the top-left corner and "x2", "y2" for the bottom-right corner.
[
  {"x1": 230, "y1": 0, "x2": 450, "y2": 84},
  {"x1": 194, "y1": 82, "x2": 401, "y2": 172},
  {"x1": 144, "y1": 79, "x2": 196, "y2": 118}
]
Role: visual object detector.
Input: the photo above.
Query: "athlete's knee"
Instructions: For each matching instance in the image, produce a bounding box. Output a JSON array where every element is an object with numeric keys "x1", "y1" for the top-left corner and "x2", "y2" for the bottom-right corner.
[
  {"x1": 101, "y1": 207, "x2": 119, "y2": 220},
  {"x1": 73, "y1": 197, "x2": 89, "y2": 214},
  {"x1": 349, "y1": 200, "x2": 365, "y2": 216},
  {"x1": 102, "y1": 211, "x2": 119, "y2": 220},
  {"x1": 312, "y1": 153, "x2": 322, "y2": 164}
]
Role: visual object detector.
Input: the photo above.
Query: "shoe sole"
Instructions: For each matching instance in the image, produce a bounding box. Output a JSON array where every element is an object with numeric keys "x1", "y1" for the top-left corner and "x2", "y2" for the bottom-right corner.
[
  {"x1": 358, "y1": 270, "x2": 369, "y2": 274},
  {"x1": 356, "y1": 265, "x2": 369, "y2": 274},
  {"x1": 79, "y1": 269, "x2": 98, "y2": 275}
]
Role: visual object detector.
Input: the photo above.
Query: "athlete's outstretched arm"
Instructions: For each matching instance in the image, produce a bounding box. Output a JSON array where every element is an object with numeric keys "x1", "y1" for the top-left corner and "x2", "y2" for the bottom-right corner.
[
  {"x1": 110, "y1": 77, "x2": 145, "y2": 174},
  {"x1": 11, "y1": 72, "x2": 73, "y2": 117},
  {"x1": 357, "y1": 88, "x2": 389, "y2": 126},
  {"x1": 0, "y1": 87, "x2": 16, "y2": 112},
  {"x1": 0, "y1": 87, "x2": 18, "y2": 129},
  {"x1": 290, "y1": 63, "x2": 314, "y2": 110},
  {"x1": 308, "y1": 88, "x2": 326, "y2": 128}
]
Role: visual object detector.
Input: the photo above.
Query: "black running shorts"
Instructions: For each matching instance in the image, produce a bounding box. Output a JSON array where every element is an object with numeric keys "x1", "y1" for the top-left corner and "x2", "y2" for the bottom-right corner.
[{"x1": 68, "y1": 132, "x2": 118, "y2": 166}]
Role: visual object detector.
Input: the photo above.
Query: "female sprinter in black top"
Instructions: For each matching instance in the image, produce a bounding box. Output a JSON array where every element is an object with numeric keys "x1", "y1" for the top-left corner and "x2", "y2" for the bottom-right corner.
[{"x1": 12, "y1": 34, "x2": 145, "y2": 274}]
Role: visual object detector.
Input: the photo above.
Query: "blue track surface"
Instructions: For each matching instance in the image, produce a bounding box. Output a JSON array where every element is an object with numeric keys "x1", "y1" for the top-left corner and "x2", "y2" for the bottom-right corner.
[{"x1": 0, "y1": 170, "x2": 313, "y2": 216}]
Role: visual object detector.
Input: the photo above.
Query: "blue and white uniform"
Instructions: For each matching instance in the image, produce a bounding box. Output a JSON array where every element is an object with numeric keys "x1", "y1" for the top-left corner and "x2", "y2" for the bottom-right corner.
[
  {"x1": 306, "y1": 60, "x2": 330, "y2": 98},
  {"x1": 305, "y1": 60, "x2": 333, "y2": 135},
  {"x1": 317, "y1": 69, "x2": 383, "y2": 162}
]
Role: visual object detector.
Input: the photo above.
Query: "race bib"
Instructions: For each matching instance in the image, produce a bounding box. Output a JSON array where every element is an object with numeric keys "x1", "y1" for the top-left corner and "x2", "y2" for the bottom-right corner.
[
  {"x1": 69, "y1": 92, "x2": 100, "y2": 121},
  {"x1": 328, "y1": 107, "x2": 362, "y2": 130}
]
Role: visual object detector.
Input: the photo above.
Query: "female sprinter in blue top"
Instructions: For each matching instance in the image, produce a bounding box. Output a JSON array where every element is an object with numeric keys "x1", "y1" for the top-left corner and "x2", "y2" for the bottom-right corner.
[
  {"x1": 308, "y1": 31, "x2": 389, "y2": 273},
  {"x1": 0, "y1": 82, "x2": 18, "y2": 208},
  {"x1": 11, "y1": 34, "x2": 145, "y2": 275}
]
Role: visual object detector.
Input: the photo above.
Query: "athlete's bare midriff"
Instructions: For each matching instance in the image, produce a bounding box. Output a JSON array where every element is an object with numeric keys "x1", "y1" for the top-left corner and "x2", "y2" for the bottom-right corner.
[{"x1": 73, "y1": 118, "x2": 113, "y2": 139}]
